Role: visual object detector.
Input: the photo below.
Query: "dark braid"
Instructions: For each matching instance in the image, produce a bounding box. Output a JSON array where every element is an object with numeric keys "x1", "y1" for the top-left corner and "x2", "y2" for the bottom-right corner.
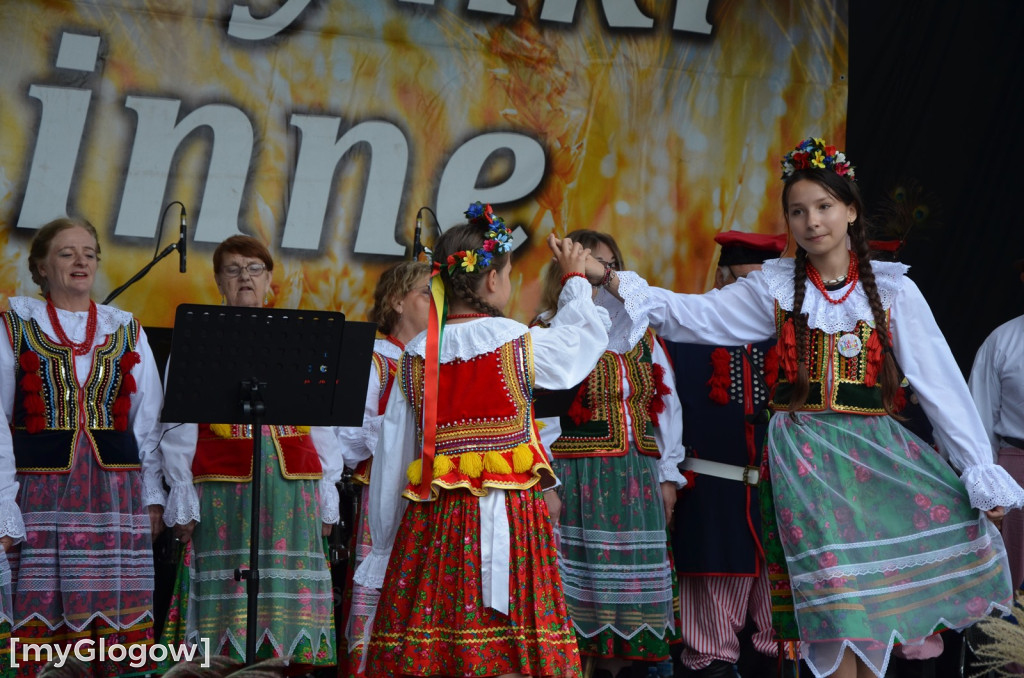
[
  {"x1": 431, "y1": 221, "x2": 510, "y2": 318},
  {"x1": 788, "y1": 247, "x2": 811, "y2": 418},
  {"x1": 849, "y1": 219, "x2": 902, "y2": 416}
]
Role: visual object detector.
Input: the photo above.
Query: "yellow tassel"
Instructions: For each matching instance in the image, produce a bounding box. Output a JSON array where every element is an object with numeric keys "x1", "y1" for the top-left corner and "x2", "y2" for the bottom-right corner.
[
  {"x1": 433, "y1": 454, "x2": 455, "y2": 476},
  {"x1": 295, "y1": 425, "x2": 310, "y2": 434},
  {"x1": 210, "y1": 423, "x2": 232, "y2": 439},
  {"x1": 459, "y1": 452, "x2": 484, "y2": 478},
  {"x1": 512, "y1": 444, "x2": 534, "y2": 473},
  {"x1": 406, "y1": 459, "x2": 422, "y2": 485},
  {"x1": 483, "y1": 451, "x2": 512, "y2": 475}
]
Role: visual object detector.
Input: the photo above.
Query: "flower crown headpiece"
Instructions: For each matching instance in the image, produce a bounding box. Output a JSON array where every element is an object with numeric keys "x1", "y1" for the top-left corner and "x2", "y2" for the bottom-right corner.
[
  {"x1": 781, "y1": 137, "x2": 855, "y2": 181},
  {"x1": 445, "y1": 202, "x2": 514, "y2": 276}
]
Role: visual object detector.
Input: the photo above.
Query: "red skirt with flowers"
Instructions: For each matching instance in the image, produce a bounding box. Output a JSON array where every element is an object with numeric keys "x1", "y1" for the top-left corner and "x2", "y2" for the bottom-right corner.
[{"x1": 365, "y1": 486, "x2": 581, "y2": 677}]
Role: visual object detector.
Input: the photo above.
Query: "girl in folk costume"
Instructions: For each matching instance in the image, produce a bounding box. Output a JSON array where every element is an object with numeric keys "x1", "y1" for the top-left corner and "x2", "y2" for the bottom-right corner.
[
  {"x1": 333, "y1": 260, "x2": 431, "y2": 676},
  {"x1": 353, "y1": 203, "x2": 609, "y2": 678},
  {"x1": 0, "y1": 218, "x2": 165, "y2": 677},
  {"x1": 535, "y1": 230, "x2": 685, "y2": 677},
  {"x1": 584, "y1": 138, "x2": 1024, "y2": 678},
  {"x1": 159, "y1": 235, "x2": 338, "y2": 668}
]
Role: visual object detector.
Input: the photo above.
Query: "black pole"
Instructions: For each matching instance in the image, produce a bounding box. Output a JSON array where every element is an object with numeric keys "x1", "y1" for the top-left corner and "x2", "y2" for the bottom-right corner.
[
  {"x1": 235, "y1": 378, "x2": 265, "y2": 665},
  {"x1": 101, "y1": 241, "x2": 178, "y2": 305}
]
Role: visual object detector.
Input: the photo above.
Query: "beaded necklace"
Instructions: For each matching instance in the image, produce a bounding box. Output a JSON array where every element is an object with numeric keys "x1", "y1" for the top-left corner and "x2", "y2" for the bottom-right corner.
[
  {"x1": 446, "y1": 313, "x2": 491, "y2": 320},
  {"x1": 46, "y1": 298, "x2": 98, "y2": 355},
  {"x1": 806, "y1": 252, "x2": 859, "y2": 305}
]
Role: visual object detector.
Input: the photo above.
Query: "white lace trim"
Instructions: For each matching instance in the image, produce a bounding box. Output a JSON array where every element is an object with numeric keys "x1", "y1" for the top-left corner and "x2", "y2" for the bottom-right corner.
[
  {"x1": 0, "y1": 500, "x2": 25, "y2": 540},
  {"x1": 405, "y1": 318, "x2": 528, "y2": 362},
  {"x1": 163, "y1": 483, "x2": 201, "y2": 526},
  {"x1": 960, "y1": 463, "x2": 1024, "y2": 510},
  {"x1": 760, "y1": 259, "x2": 909, "y2": 334},
  {"x1": 142, "y1": 471, "x2": 168, "y2": 508},
  {"x1": 353, "y1": 550, "x2": 390, "y2": 589},
  {"x1": 373, "y1": 337, "x2": 403, "y2": 361},
  {"x1": 572, "y1": 620, "x2": 674, "y2": 641},
  {"x1": 187, "y1": 625, "x2": 333, "y2": 667},
  {"x1": 319, "y1": 479, "x2": 340, "y2": 524},
  {"x1": 194, "y1": 568, "x2": 333, "y2": 583},
  {"x1": 596, "y1": 271, "x2": 651, "y2": 353},
  {"x1": 659, "y1": 456, "x2": 687, "y2": 488},
  {"x1": 9, "y1": 296, "x2": 133, "y2": 337},
  {"x1": 14, "y1": 609, "x2": 154, "y2": 633}
]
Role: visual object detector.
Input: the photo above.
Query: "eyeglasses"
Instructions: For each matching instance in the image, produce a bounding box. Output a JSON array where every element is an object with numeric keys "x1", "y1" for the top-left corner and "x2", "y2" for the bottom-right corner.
[
  {"x1": 595, "y1": 257, "x2": 619, "y2": 270},
  {"x1": 221, "y1": 263, "x2": 267, "y2": 278}
]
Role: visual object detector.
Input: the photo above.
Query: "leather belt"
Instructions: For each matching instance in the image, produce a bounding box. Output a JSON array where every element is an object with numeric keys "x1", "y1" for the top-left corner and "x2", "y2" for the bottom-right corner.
[{"x1": 680, "y1": 457, "x2": 760, "y2": 486}]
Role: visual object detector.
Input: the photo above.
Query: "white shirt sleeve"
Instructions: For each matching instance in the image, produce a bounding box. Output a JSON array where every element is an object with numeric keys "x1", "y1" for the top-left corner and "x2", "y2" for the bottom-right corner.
[
  {"x1": 651, "y1": 338, "x2": 687, "y2": 487},
  {"x1": 132, "y1": 327, "x2": 168, "y2": 508},
  {"x1": 891, "y1": 279, "x2": 1024, "y2": 510},
  {"x1": 644, "y1": 273, "x2": 777, "y2": 346},
  {"x1": 0, "y1": 333, "x2": 25, "y2": 541},
  {"x1": 310, "y1": 426, "x2": 342, "y2": 525},
  {"x1": 968, "y1": 333, "x2": 1002, "y2": 456},
  {"x1": 531, "y1": 276, "x2": 610, "y2": 390},
  {"x1": 333, "y1": 361, "x2": 386, "y2": 470},
  {"x1": 352, "y1": 381, "x2": 417, "y2": 589},
  {"x1": 158, "y1": 421, "x2": 200, "y2": 526}
]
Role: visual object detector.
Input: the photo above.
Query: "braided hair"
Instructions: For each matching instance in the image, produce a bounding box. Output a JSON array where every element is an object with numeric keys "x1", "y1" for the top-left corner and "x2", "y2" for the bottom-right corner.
[
  {"x1": 782, "y1": 169, "x2": 902, "y2": 416},
  {"x1": 432, "y1": 221, "x2": 511, "y2": 318}
]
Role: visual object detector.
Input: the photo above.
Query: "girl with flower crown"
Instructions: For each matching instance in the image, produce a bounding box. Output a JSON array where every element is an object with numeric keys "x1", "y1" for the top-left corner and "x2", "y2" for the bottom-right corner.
[
  {"x1": 534, "y1": 229, "x2": 685, "y2": 678},
  {"x1": 578, "y1": 138, "x2": 1024, "y2": 678},
  {"x1": 353, "y1": 203, "x2": 608, "y2": 677}
]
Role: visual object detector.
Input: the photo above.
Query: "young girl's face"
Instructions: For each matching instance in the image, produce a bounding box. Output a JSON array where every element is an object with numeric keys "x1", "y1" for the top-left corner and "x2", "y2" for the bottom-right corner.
[{"x1": 785, "y1": 178, "x2": 857, "y2": 259}]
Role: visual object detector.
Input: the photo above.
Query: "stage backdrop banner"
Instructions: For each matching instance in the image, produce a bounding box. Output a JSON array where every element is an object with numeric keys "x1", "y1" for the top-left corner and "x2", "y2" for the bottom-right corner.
[{"x1": 0, "y1": 0, "x2": 847, "y2": 326}]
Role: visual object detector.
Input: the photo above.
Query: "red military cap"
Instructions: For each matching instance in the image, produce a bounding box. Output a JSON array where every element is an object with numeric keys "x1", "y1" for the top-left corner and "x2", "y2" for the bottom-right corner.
[{"x1": 714, "y1": 230, "x2": 787, "y2": 266}]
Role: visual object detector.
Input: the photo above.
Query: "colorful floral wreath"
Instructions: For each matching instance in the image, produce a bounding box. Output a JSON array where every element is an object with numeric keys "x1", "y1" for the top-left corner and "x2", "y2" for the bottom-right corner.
[
  {"x1": 445, "y1": 202, "x2": 514, "y2": 275},
  {"x1": 781, "y1": 137, "x2": 855, "y2": 181}
]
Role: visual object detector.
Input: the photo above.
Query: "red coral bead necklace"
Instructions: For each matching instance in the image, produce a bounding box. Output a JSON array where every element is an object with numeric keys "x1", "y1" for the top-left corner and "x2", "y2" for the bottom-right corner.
[
  {"x1": 46, "y1": 297, "x2": 98, "y2": 355},
  {"x1": 806, "y1": 251, "x2": 859, "y2": 305}
]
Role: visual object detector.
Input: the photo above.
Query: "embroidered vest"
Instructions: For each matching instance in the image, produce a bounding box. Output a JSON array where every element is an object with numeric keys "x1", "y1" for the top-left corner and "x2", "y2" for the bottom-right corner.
[
  {"x1": 400, "y1": 334, "x2": 551, "y2": 501},
  {"x1": 550, "y1": 329, "x2": 662, "y2": 459},
  {"x1": 769, "y1": 302, "x2": 889, "y2": 415},
  {"x1": 351, "y1": 351, "x2": 397, "y2": 485},
  {"x1": 3, "y1": 310, "x2": 141, "y2": 473},
  {"x1": 191, "y1": 423, "x2": 322, "y2": 482}
]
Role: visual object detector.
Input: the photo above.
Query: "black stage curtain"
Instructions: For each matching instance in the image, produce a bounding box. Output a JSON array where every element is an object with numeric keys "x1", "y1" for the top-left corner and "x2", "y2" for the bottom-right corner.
[{"x1": 848, "y1": 0, "x2": 1024, "y2": 373}]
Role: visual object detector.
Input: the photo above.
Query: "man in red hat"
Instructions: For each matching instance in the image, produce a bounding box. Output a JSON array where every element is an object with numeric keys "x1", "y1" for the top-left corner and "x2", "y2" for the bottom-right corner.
[
  {"x1": 663, "y1": 230, "x2": 787, "y2": 678},
  {"x1": 968, "y1": 257, "x2": 1024, "y2": 592}
]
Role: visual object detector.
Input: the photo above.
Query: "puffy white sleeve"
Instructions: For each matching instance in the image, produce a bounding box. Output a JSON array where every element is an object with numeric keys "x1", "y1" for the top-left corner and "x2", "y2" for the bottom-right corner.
[
  {"x1": 891, "y1": 279, "x2": 1024, "y2": 510},
  {"x1": 352, "y1": 381, "x2": 417, "y2": 589},
  {"x1": 651, "y1": 338, "x2": 687, "y2": 488},
  {"x1": 310, "y1": 426, "x2": 342, "y2": 525},
  {"x1": 531, "y1": 276, "x2": 610, "y2": 390},
  {"x1": 333, "y1": 361, "x2": 386, "y2": 469},
  {"x1": 0, "y1": 335, "x2": 25, "y2": 541},
  {"x1": 131, "y1": 327, "x2": 168, "y2": 508},
  {"x1": 159, "y1": 422, "x2": 200, "y2": 527},
  {"x1": 967, "y1": 335, "x2": 1002, "y2": 457},
  {"x1": 643, "y1": 273, "x2": 777, "y2": 346}
]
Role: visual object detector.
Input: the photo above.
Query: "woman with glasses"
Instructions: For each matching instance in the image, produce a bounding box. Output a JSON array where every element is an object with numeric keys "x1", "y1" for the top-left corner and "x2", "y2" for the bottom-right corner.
[
  {"x1": 534, "y1": 230, "x2": 685, "y2": 678},
  {"x1": 158, "y1": 235, "x2": 338, "y2": 670}
]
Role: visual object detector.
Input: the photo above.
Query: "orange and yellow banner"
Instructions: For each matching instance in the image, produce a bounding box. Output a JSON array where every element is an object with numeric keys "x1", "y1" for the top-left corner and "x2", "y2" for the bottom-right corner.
[{"x1": 0, "y1": 1, "x2": 847, "y2": 327}]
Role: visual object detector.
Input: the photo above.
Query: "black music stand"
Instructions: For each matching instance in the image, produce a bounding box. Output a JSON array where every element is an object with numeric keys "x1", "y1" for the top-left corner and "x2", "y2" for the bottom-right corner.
[{"x1": 161, "y1": 304, "x2": 376, "y2": 665}]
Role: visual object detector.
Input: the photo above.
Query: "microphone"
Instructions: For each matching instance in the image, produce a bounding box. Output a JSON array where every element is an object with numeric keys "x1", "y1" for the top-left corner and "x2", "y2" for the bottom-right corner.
[
  {"x1": 178, "y1": 206, "x2": 188, "y2": 273},
  {"x1": 413, "y1": 208, "x2": 423, "y2": 260}
]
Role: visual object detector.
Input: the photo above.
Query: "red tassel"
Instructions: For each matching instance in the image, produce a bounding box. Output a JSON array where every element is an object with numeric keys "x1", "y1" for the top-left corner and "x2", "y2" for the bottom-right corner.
[
  {"x1": 779, "y1": 319, "x2": 798, "y2": 382},
  {"x1": 864, "y1": 331, "x2": 883, "y2": 388},
  {"x1": 119, "y1": 351, "x2": 141, "y2": 371},
  {"x1": 20, "y1": 373, "x2": 42, "y2": 392},
  {"x1": 682, "y1": 468, "x2": 697, "y2": 491},
  {"x1": 764, "y1": 344, "x2": 780, "y2": 390},
  {"x1": 651, "y1": 363, "x2": 672, "y2": 397},
  {"x1": 707, "y1": 347, "x2": 732, "y2": 405},
  {"x1": 567, "y1": 383, "x2": 592, "y2": 426},
  {"x1": 19, "y1": 351, "x2": 40, "y2": 373},
  {"x1": 25, "y1": 414, "x2": 45, "y2": 434},
  {"x1": 120, "y1": 373, "x2": 137, "y2": 396},
  {"x1": 894, "y1": 386, "x2": 908, "y2": 413},
  {"x1": 112, "y1": 396, "x2": 131, "y2": 416},
  {"x1": 24, "y1": 394, "x2": 45, "y2": 415},
  {"x1": 113, "y1": 414, "x2": 128, "y2": 432}
]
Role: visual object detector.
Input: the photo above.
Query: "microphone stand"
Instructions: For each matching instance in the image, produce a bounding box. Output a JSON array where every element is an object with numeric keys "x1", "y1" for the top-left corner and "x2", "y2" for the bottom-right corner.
[{"x1": 102, "y1": 240, "x2": 180, "y2": 305}]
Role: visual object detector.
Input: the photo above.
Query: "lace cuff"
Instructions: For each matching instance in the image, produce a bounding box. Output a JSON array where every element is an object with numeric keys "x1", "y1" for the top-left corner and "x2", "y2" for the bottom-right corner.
[
  {"x1": 142, "y1": 470, "x2": 168, "y2": 508},
  {"x1": 353, "y1": 550, "x2": 391, "y2": 590},
  {"x1": 320, "y1": 479, "x2": 340, "y2": 524},
  {"x1": 163, "y1": 483, "x2": 202, "y2": 526},
  {"x1": 600, "y1": 271, "x2": 652, "y2": 352},
  {"x1": 960, "y1": 463, "x2": 1024, "y2": 511},
  {"x1": 0, "y1": 500, "x2": 25, "y2": 541},
  {"x1": 659, "y1": 455, "x2": 688, "y2": 488}
]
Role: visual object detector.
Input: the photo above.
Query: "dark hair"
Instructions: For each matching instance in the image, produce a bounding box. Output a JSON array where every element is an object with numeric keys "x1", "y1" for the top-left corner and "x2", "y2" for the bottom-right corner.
[
  {"x1": 782, "y1": 169, "x2": 901, "y2": 416},
  {"x1": 212, "y1": 235, "x2": 275, "y2": 275},
  {"x1": 370, "y1": 260, "x2": 431, "y2": 335},
  {"x1": 28, "y1": 217, "x2": 101, "y2": 294},
  {"x1": 431, "y1": 222, "x2": 512, "y2": 317},
  {"x1": 537, "y1": 229, "x2": 624, "y2": 316}
]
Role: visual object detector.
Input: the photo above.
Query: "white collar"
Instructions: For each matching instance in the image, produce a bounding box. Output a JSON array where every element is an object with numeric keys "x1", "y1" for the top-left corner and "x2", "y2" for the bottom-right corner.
[
  {"x1": 405, "y1": 317, "x2": 528, "y2": 362},
  {"x1": 760, "y1": 258, "x2": 909, "y2": 334},
  {"x1": 10, "y1": 296, "x2": 133, "y2": 336},
  {"x1": 373, "y1": 336, "x2": 404, "y2": 361}
]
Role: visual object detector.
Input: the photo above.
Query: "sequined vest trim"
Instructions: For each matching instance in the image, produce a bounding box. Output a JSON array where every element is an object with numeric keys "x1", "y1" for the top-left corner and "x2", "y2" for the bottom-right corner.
[
  {"x1": 550, "y1": 329, "x2": 661, "y2": 458},
  {"x1": 352, "y1": 351, "x2": 396, "y2": 485},
  {"x1": 769, "y1": 302, "x2": 889, "y2": 415},
  {"x1": 3, "y1": 310, "x2": 141, "y2": 473},
  {"x1": 191, "y1": 423, "x2": 323, "y2": 482}
]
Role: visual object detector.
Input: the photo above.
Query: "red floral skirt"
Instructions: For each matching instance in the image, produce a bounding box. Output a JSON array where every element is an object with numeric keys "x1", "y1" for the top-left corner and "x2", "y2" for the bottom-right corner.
[{"x1": 365, "y1": 486, "x2": 581, "y2": 677}]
